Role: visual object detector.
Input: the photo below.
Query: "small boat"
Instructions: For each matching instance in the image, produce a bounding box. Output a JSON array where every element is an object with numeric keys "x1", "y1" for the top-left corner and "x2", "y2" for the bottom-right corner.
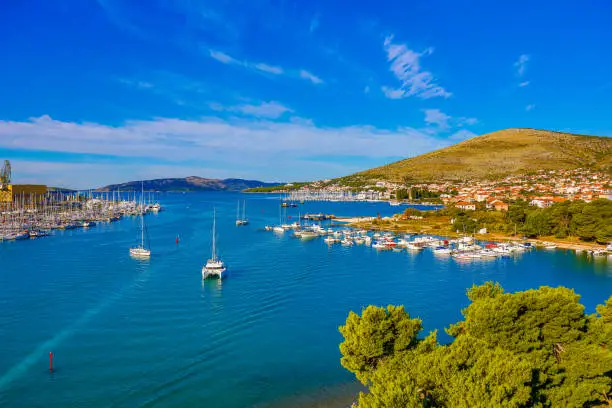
[
  {"x1": 273, "y1": 226, "x2": 285, "y2": 233},
  {"x1": 372, "y1": 241, "x2": 389, "y2": 250},
  {"x1": 433, "y1": 246, "x2": 452, "y2": 255},
  {"x1": 592, "y1": 249, "x2": 607, "y2": 258},
  {"x1": 202, "y1": 209, "x2": 226, "y2": 279},
  {"x1": 324, "y1": 236, "x2": 338, "y2": 244},
  {"x1": 341, "y1": 238, "x2": 353, "y2": 246},
  {"x1": 479, "y1": 249, "x2": 499, "y2": 258},
  {"x1": 406, "y1": 243, "x2": 423, "y2": 251},
  {"x1": 299, "y1": 230, "x2": 318, "y2": 240},
  {"x1": 543, "y1": 242, "x2": 557, "y2": 250},
  {"x1": 235, "y1": 200, "x2": 249, "y2": 226},
  {"x1": 29, "y1": 230, "x2": 50, "y2": 238},
  {"x1": 130, "y1": 182, "x2": 151, "y2": 258}
]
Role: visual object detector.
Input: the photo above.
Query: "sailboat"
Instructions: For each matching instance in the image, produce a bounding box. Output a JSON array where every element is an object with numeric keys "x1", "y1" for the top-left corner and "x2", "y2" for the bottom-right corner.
[
  {"x1": 130, "y1": 182, "x2": 151, "y2": 258},
  {"x1": 273, "y1": 197, "x2": 284, "y2": 233},
  {"x1": 235, "y1": 200, "x2": 249, "y2": 226},
  {"x1": 202, "y1": 208, "x2": 226, "y2": 279}
]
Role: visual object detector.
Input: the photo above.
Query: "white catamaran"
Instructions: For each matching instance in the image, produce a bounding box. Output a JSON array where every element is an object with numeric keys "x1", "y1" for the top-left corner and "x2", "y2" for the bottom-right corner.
[
  {"x1": 202, "y1": 209, "x2": 226, "y2": 279},
  {"x1": 130, "y1": 182, "x2": 151, "y2": 258}
]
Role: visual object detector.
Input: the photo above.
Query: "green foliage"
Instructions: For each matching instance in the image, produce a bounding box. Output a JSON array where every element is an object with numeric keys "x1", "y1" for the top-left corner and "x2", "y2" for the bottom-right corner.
[
  {"x1": 245, "y1": 182, "x2": 308, "y2": 192},
  {"x1": 339, "y1": 284, "x2": 612, "y2": 407},
  {"x1": 339, "y1": 305, "x2": 422, "y2": 384}
]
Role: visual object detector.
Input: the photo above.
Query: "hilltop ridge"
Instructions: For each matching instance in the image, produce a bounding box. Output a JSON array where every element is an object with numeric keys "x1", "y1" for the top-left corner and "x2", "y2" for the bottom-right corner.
[
  {"x1": 95, "y1": 176, "x2": 279, "y2": 192},
  {"x1": 343, "y1": 128, "x2": 612, "y2": 183}
]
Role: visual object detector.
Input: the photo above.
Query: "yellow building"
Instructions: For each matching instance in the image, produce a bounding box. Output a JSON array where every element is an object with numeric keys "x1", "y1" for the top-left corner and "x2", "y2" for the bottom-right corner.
[{"x1": 0, "y1": 184, "x2": 47, "y2": 204}]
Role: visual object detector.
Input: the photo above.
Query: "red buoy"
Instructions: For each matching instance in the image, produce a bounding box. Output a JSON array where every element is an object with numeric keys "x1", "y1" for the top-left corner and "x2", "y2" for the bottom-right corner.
[
  {"x1": 176, "y1": 236, "x2": 179, "y2": 244},
  {"x1": 49, "y1": 352, "x2": 53, "y2": 372}
]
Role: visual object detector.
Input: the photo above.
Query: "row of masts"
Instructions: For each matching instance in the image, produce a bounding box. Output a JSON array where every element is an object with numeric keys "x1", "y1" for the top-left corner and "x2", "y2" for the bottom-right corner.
[
  {"x1": 287, "y1": 191, "x2": 381, "y2": 202},
  {"x1": 0, "y1": 190, "x2": 161, "y2": 240}
]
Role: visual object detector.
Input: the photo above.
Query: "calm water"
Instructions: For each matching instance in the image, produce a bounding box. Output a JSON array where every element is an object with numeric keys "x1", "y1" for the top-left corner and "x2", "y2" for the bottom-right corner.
[{"x1": 1, "y1": 192, "x2": 611, "y2": 407}]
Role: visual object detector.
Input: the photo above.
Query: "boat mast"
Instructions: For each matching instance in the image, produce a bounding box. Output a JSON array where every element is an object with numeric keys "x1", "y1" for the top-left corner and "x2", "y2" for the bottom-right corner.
[
  {"x1": 141, "y1": 181, "x2": 145, "y2": 248},
  {"x1": 243, "y1": 200, "x2": 246, "y2": 221},
  {"x1": 212, "y1": 208, "x2": 217, "y2": 261}
]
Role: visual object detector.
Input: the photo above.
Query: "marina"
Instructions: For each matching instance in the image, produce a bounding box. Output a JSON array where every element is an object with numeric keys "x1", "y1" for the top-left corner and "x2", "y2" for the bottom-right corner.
[
  {"x1": 1, "y1": 192, "x2": 610, "y2": 407},
  {"x1": 0, "y1": 191, "x2": 162, "y2": 242}
]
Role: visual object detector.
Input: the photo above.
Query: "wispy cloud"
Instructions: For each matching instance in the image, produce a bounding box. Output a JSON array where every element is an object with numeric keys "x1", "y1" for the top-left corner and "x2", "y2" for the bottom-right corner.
[
  {"x1": 423, "y1": 109, "x2": 477, "y2": 129},
  {"x1": 526, "y1": 104, "x2": 536, "y2": 111},
  {"x1": 519, "y1": 81, "x2": 530, "y2": 87},
  {"x1": 514, "y1": 54, "x2": 529, "y2": 77},
  {"x1": 210, "y1": 101, "x2": 292, "y2": 118},
  {"x1": 254, "y1": 63, "x2": 284, "y2": 75},
  {"x1": 0, "y1": 115, "x2": 465, "y2": 187},
  {"x1": 209, "y1": 50, "x2": 238, "y2": 64},
  {"x1": 423, "y1": 109, "x2": 451, "y2": 129},
  {"x1": 299, "y1": 70, "x2": 324, "y2": 84},
  {"x1": 208, "y1": 49, "x2": 321, "y2": 84},
  {"x1": 382, "y1": 35, "x2": 451, "y2": 100}
]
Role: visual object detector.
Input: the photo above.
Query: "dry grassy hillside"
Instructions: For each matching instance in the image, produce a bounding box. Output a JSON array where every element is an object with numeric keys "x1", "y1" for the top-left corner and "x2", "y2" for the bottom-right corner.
[{"x1": 348, "y1": 128, "x2": 612, "y2": 183}]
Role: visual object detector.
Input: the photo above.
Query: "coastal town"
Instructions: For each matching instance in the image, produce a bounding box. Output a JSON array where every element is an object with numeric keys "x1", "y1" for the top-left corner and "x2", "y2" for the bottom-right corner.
[{"x1": 281, "y1": 168, "x2": 612, "y2": 210}]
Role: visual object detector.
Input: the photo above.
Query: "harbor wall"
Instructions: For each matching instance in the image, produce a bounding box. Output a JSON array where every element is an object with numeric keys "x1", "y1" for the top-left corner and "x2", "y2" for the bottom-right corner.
[{"x1": 0, "y1": 185, "x2": 47, "y2": 203}]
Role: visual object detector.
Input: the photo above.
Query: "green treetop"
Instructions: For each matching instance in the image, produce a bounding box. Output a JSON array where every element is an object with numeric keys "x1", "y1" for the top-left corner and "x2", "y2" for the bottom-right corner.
[{"x1": 339, "y1": 282, "x2": 612, "y2": 407}]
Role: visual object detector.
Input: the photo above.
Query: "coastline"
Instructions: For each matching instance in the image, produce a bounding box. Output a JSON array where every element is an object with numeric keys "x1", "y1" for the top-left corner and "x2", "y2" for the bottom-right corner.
[{"x1": 342, "y1": 217, "x2": 608, "y2": 252}]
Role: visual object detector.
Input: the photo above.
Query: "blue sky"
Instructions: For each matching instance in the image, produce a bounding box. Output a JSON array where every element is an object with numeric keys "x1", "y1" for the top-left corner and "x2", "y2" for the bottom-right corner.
[{"x1": 0, "y1": 0, "x2": 610, "y2": 188}]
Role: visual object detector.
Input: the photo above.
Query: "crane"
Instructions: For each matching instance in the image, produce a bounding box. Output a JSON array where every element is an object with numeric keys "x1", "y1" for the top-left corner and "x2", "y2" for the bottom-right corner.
[{"x1": 0, "y1": 160, "x2": 11, "y2": 191}]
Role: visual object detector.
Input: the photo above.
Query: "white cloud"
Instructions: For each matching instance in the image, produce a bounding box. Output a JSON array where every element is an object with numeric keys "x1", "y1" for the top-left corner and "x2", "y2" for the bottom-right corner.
[
  {"x1": 422, "y1": 109, "x2": 477, "y2": 129},
  {"x1": 208, "y1": 49, "x2": 322, "y2": 84},
  {"x1": 254, "y1": 63, "x2": 284, "y2": 75},
  {"x1": 209, "y1": 50, "x2": 237, "y2": 64},
  {"x1": 211, "y1": 101, "x2": 292, "y2": 118},
  {"x1": 382, "y1": 35, "x2": 451, "y2": 100},
  {"x1": 514, "y1": 54, "x2": 529, "y2": 77},
  {"x1": 526, "y1": 104, "x2": 536, "y2": 111},
  {"x1": 423, "y1": 109, "x2": 451, "y2": 129},
  {"x1": 519, "y1": 81, "x2": 530, "y2": 87},
  {"x1": 0, "y1": 115, "x2": 462, "y2": 187},
  {"x1": 299, "y1": 70, "x2": 324, "y2": 84}
]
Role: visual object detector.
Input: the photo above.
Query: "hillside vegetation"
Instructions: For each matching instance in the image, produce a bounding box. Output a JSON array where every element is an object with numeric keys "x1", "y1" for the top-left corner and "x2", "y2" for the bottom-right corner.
[
  {"x1": 96, "y1": 176, "x2": 278, "y2": 192},
  {"x1": 345, "y1": 128, "x2": 612, "y2": 183}
]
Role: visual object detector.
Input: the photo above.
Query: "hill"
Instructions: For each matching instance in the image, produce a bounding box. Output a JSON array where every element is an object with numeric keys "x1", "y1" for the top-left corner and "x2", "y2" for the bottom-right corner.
[
  {"x1": 342, "y1": 128, "x2": 612, "y2": 183},
  {"x1": 95, "y1": 176, "x2": 280, "y2": 192}
]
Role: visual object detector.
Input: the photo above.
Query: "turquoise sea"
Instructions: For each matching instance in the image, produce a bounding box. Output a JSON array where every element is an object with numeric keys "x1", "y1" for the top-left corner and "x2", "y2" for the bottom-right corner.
[{"x1": 1, "y1": 192, "x2": 611, "y2": 407}]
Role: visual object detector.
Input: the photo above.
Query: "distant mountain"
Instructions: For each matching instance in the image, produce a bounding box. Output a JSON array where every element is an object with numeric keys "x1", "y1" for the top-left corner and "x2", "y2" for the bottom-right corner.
[
  {"x1": 47, "y1": 187, "x2": 77, "y2": 192},
  {"x1": 341, "y1": 128, "x2": 612, "y2": 183},
  {"x1": 95, "y1": 176, "x2": 281, "y2": 192}
]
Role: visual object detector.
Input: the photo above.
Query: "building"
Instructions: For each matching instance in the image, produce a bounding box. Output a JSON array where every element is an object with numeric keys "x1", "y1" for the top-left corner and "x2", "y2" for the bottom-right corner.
[
  {"x1": 455, "y1": 201, "x2": 476, "y2": 211},
  {"x1": 490, "y1": 200, "x2": 509, "y2": 212},
  {"x1": 0, "y1": 184, "x2": 47, "y2": 205}
]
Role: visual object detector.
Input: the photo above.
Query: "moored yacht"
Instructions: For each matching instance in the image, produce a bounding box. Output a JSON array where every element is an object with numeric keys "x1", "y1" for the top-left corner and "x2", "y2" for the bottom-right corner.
[
  {"x1": 202, "y1": 209, "x2": 226, "y2": 279},
  {"x1": 130, "y1": 182, "x2": 151, "y2": 258}
]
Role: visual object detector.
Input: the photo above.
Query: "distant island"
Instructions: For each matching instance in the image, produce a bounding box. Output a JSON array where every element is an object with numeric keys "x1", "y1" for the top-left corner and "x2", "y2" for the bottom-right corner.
[{"x1": 95, "y1": 176, "x2": 282, "y2": 192}]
